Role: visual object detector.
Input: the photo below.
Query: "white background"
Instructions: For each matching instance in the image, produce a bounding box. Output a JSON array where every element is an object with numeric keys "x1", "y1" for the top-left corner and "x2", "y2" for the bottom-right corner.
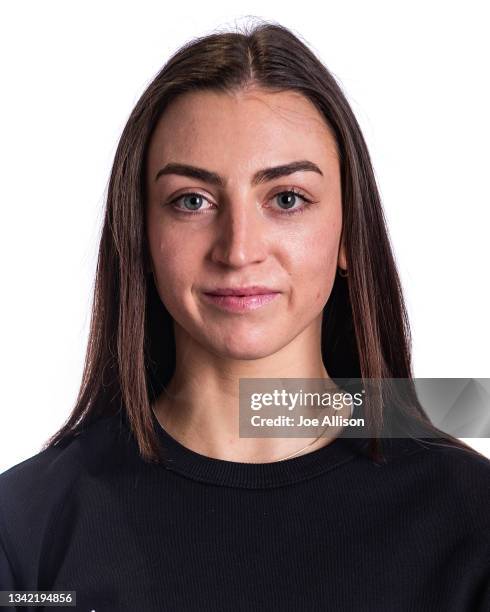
[{"x1": 1, "y1": 1, "x2": 489, "y2": 473}]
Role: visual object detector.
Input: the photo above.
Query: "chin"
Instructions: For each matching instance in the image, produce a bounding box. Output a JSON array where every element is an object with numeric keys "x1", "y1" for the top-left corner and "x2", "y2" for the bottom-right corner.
[
  {"x1": 210, "y1": 333, "x2": 282, "y2": 361},
  {"x1": 217, "y1": 346, "x2": 276, "y2": 361}
]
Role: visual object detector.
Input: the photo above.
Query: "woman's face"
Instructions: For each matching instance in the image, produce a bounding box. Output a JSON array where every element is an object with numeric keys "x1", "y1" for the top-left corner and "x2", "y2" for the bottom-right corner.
[{"x1": 145, "y1": 87, "x2": 345, "y2": 360}]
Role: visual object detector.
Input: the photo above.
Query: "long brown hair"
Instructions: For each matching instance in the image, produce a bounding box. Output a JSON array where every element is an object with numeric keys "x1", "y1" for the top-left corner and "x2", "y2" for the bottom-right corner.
[{"x1": 43, "y1": 19, "x2": 483, "y2": 464}]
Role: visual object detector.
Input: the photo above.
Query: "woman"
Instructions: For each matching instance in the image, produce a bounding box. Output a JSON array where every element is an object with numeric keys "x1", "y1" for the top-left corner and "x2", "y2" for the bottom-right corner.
[{"x1": 1, "y1": 21, "x2": 488, "y2": 611}]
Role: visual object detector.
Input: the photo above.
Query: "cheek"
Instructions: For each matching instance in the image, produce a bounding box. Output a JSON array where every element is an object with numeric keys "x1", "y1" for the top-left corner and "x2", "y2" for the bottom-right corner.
[
  {"x1": 287, "y1": 219, "x2": 340, "y2": 302},
  {"x1": 148, "y1": 225, "x2": 197, "y2": 299}
]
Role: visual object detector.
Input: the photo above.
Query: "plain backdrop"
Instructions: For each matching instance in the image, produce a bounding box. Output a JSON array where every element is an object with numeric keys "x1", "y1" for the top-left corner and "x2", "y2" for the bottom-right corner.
[{"x1": 1, "y1": 1, "x2": 489, "y2": 473}]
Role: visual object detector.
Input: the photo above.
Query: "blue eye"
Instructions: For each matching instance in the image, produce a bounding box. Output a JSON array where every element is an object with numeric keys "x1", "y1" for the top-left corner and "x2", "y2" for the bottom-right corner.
[
  {"x1": 181, "y1": 193, "x2": 206, "y2": 212},
  {"x1": 273, "y1": 190, "x2": 313, "y2": 215},
  {"x1": 168, "y1": 189, "x2": 314, "y2": 216},
  {"x1": 168, "y1": 193, "x2": 212, "y2": 214}
]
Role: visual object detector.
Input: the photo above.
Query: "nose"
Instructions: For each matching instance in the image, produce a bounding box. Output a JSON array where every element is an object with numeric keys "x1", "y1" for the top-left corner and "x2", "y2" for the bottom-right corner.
[{"x1": 210, "y1": 196, "x2": 269, "y2": 268}]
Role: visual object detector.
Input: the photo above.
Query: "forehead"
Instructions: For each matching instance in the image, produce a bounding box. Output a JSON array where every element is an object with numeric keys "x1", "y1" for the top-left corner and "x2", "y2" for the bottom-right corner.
[{"x1": 146, "y1": 88, "x2": 339, "y2": 179}]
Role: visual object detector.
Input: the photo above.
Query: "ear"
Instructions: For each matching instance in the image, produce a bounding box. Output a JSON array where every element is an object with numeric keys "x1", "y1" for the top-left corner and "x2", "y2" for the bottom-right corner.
[{"x1": 337, "y1": 237, "x2": 347, "y2": 270}]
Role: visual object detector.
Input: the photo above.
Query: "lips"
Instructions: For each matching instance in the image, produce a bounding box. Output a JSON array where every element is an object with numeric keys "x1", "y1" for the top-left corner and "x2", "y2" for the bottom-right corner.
[
  {"x1": 201, "y1": 287, "x2": 281, "y2": 313},
  {"x1": 204, "y1": 286, "x2": 279, "y2": 297}
]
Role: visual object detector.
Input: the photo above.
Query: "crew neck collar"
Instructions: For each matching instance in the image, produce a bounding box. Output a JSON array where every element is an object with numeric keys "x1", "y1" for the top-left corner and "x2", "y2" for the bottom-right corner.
[{"x1": 148, "y1": 405, "x2": 370, "y2": 489}]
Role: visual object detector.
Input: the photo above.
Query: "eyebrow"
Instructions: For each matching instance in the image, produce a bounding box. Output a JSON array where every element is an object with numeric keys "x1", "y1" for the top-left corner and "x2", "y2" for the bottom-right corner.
[{"x1": 154, "y1": 160, "x2": 323, "y2": 186}]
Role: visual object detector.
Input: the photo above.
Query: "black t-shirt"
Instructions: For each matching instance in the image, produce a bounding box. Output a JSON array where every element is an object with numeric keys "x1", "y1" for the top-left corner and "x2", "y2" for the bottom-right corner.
[{"x1": 0, "y1": 407, "x2": 489, "y2": 611}]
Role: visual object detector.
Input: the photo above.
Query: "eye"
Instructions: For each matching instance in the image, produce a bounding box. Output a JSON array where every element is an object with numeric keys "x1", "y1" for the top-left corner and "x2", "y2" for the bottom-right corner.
[
  {"x1": 168, "y1": 192, "x2": 214, "y2": 215},
  {"x1": 269, "y1": 189, "x2": 314, "y2": 216},
  {"x1": 166, "y1": 188, "x2": 315, "y2": 216}
]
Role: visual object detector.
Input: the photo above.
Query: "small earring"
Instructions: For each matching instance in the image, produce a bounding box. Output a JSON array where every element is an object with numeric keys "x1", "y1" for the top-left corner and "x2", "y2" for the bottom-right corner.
[{"x1": 338, "y1": 267, "x2": 348, "y2": 278}]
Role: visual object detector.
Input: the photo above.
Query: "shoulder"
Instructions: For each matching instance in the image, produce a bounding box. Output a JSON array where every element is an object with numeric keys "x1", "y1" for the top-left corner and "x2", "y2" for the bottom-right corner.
[
  {"x1": 415, "y1": 439, "x2": 490, "y2": 492},
  {"x1": 0, "y1": 413, "x2": 127, "y2": 578},
  {"x1": 422, "y1": 440, "x2": 490, "y2": 504},
  {"x1": 0, "y1": 412, "x2": 125, "y2": 496},
  {"x1": 384, "y1": 435, "x2": 490, "y2": 479},
  {"x1": 378, "y1": 437, "x2": 490, "y2": 535}
]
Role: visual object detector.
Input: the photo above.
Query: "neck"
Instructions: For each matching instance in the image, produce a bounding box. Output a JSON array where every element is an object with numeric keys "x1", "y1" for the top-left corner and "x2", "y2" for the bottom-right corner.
[{"x1": 151, "y1": 320, "x2": 351, "y2": 463}]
